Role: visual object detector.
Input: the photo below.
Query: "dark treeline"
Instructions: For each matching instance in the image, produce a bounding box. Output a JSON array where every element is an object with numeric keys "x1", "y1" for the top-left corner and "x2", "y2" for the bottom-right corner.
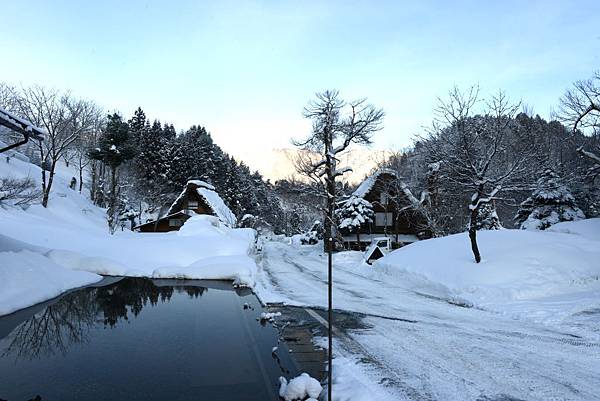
[
  {"x1": 379, "y1": 103, "x2": 599, "y2": 237},
  {"x1": 90, "y1": 107, "x2": 286, "y2": 233}
]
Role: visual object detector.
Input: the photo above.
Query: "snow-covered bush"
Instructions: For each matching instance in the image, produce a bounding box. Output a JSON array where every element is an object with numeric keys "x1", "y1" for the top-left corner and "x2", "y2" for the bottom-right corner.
[
  {"x1": 298, "y1": 220, "x2": 323, "y2": 245},
  {"x1": 516, "y1": 169, "x2": 585, "y2": 230},
  {"x1": 473, "y1": 203, "x2": 502, "y2": 230}
]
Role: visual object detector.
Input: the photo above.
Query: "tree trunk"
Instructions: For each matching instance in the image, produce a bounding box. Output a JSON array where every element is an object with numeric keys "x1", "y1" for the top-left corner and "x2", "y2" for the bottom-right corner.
[
  {"x1": 356, "y1": 230, "x2": 360, "y2": 251},
  {"x1": 79, "y1": 165, "x2": 84, "y2": 193},
  {"x1": 90, "y1": 162, "x2": 97, "y2": 203},
  {"x1": 108, "y1": 166, "x2": 118, "y2": 234},
  {"x1": 469, "y1": 207, "x2": 481, "y2": 263},
  {"x1": 41, "y1": 160, "x2": 57, "y2": 208}
]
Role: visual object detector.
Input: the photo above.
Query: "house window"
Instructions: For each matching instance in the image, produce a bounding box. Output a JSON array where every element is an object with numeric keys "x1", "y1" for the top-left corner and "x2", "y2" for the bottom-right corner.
[
  {"x1": 188, "y1": 200, "x2": 199, "y2": 209},
  {"x1": 380, "y1": 192, "x2": 389, "y2": 205},
  {"x1": 169, "y1": 219, "x2": 184, "y2": 227},
  {"x1": 375, "y1": 212, "x2": 393, "y2": 227}
]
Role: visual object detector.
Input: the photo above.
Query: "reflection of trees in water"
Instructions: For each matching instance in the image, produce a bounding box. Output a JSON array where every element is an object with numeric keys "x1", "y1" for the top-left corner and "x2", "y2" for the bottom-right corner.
[
  {"x1": 1, "y1": 278, "x2": 207, "y2": 360},
  {"x1": 2, "y1": 290, "x2": 98, "y2": 360}
]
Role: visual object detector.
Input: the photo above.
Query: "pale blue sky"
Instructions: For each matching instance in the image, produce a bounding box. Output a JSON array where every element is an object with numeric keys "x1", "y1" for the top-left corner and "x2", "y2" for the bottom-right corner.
[{"x1": 1, "y1": 0, "x2": 599, "y2": 171}]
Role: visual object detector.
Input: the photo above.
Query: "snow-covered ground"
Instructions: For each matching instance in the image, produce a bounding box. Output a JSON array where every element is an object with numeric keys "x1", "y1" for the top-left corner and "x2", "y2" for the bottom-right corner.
[
  {"x1": 3, "y1": 144, "x2": 600, "y2": 400},
  {"x1": 255, "y1": 224, "x2": 600, "y2": 401},
  {"x1": 0, "y1": 148, "x2": 257, "y2": 316}
]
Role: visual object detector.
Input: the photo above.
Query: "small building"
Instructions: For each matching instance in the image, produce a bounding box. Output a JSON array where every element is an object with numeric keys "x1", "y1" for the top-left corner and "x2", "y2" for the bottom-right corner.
[
  {"x1": 339, "y1": 168, "x2": 424, "y2": 250},
  {"x1": 135, "y1": 180, "x2": 236, "y2": 232}
]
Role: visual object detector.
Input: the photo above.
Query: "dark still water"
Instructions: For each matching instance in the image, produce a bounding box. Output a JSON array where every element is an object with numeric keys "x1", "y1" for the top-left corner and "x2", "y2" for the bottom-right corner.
[{"x1": 0, "y1": 277, "x2": 298, "y2": 401}]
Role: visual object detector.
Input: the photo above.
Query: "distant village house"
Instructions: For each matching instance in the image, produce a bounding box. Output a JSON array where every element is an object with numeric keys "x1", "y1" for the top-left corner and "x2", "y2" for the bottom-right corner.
[
  {"x1": 135, "y1": 180, "x2": 236, "y2": 232},
  {"x1": 339, "y1": 168, "x2": 426, "y2": 250}
]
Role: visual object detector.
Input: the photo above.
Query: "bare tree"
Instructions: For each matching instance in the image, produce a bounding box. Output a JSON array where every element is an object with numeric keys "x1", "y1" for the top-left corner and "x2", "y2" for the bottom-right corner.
[
  {"x1": 0, "y1": 176, "x2": 41, "y2": 207},
  {"x1": 9, "y1": 85, "x2": 101, "y2": 207},
  {"x1": 293, "y1": 90, "x2": 383, "y2": 399},
  {"x1": 560, "y1": 71, "x2": 600, "y2": 170},
  {"x1": 422, "y1": 87, "x2": 533, "y2": 263},
  {"x1": 73, "y1": 107, "x2": 104, "y2": 193}
]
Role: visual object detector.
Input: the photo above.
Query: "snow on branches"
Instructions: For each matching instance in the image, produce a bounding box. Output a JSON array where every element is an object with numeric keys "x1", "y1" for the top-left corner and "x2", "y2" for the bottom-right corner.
[
  {"x1": 516, "y1": 169, "x2": 585, "y2": 230},
  {"x1": 335, "y1": 195, "x2": 374, "y2": 231}
]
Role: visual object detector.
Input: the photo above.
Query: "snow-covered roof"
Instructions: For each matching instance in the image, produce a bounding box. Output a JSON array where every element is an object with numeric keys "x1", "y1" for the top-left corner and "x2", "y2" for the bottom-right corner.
[
  {"x1": 196, "y1": 186, "x2": 236, "y2": 226},
  {"x1": 187, "y1": 179, "x2": 215, "y2": 191},
  {"x1": 353, "y1": 168, "x2": 397, "y2": 198},
  {"x1": 0, "y1": 107, "x2": 45, "y2": 139},
  {"x1": 168, "y1": 180, "x2": 236, "y2": 226}
]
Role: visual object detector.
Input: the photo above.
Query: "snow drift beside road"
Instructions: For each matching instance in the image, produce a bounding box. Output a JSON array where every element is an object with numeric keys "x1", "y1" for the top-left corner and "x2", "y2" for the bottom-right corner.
[{"x1": 376, "y1": 220, "x2": 600, "y2": 323}]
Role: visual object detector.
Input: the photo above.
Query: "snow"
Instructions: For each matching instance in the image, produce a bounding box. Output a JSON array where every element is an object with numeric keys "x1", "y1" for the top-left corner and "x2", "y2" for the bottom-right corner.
[
  {"x1": 256, "y1": 224, "x2": 600, "y2": 401},
  {"x1": 259, "y1": 311, "x2": 282, "y2": 321},
  {"x1": 352, "y1": 168, "x2": 396, "y2": 198},
  {"x1": 0, "y1": 249, "x2": 102, "y2": 316},
  {"x1": 548, "y1": 217, "x2": 600, "y2": 239},
  {"x1": 0, "y1": 150, "x2": 257, "y2": 316},
  {"x1": 376, "y1": 226, "x2": 600, "y2": 326},
  {"x1": 197, "y1": 186, "x2": 237, "y2": 226},
  {"x1": 153, "y1": 255, "x2": 257, "y2": 287},
  {"x1": 278, "y1": 373, "x2": 322, "y2": 401},
  {"x1": 0, "y1": 106, "x2": 46, "y2": 137}
]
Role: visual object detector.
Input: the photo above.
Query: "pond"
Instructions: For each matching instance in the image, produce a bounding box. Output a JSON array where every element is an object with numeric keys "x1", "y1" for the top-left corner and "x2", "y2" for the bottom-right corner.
[{"x1": 0, "y1": 277, "x2": 299, "y2": 401}]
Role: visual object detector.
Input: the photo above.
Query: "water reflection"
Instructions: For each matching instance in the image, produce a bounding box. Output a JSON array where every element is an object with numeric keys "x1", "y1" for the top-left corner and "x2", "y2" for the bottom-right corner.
[{"x1": 1, "y1": 278, "x2": 207, "y2": 360}]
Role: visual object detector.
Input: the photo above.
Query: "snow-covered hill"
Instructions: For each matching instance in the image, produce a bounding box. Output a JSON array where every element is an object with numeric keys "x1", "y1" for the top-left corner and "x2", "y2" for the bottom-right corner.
[{"x1": 0, "y1": 146, "x2": 257, "y2": 316}]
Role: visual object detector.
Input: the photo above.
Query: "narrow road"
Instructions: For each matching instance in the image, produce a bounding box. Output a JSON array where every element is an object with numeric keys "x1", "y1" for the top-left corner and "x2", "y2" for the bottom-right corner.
[{"x1": 258, "y1": 241, "x2": 600, "y2": 401}]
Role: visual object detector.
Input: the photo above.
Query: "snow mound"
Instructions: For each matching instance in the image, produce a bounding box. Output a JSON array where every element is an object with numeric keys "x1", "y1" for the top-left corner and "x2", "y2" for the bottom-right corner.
[
  {"x1": 278, "y1": 373, "x2": 322, "y2": 401},
  {"x1": 547, "y1": 217, "x2": 600, "y2": 240},
  {"x1": 152, "y1": 255, "x2": 258, "y2": 287},
  {"x1": 376, "y1": 225, "x2": 600, "y2": 306},
  {"x1": 0, "y1": 250, "x2": 102, "y2": 316},
  {"x1": 46, "y1": 249, "x2": 143, "y2": 277}
]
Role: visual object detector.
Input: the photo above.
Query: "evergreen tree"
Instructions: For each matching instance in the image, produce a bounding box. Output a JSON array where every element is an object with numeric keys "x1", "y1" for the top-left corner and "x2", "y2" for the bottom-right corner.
[
  {"x1": 134, "y1": 119, "x2": 171, "y2": 196},
  {"x1": 89, "y1": 113, "x2": 135, "y2": 233},
  {"x1": 128, "y1": 107, "x2": 147, "y2": 150},
  {"x1": 517, "y1": 169, "x2": 586, "y2": 230},
  {"x1": 335, "y1": 195, "x2": 375, "y2": 246}
]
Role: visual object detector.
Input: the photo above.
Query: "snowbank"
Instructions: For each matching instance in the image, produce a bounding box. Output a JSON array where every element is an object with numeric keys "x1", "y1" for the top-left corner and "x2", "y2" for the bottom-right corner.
[
  {"x1": 0, "y1": 250, "x2": 102, "y2": 316},
  {"x1": 548, "y1": 217, "x2": 600, "y2": 240},
  {"x1": 0, "y1": 152, "x2": 258, "y2": 315},
  {"x1": 152, "y1": 255, "x2": 258, "y2": 287},
  {"x1": 376, "y1": 223, "x2": 600, "y2": 320}
]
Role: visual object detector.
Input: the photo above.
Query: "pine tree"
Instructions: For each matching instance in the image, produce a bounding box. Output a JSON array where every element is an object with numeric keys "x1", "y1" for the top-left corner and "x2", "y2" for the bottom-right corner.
[
  {"x1": 128, "y1": 107, "x2": 147, "y2": 150},
  {"x1": 335, "y1": 195, "x2": 375, "y2": 246},
  {"x1": 134, "y1": 119, "x2": 172, "y2": 198},
  {"x1": 89, "y1": 113, "x2": 135, "y2": 233},
  {"x1": 517, "y1": 169, "x2": 586, "y2": 230}
]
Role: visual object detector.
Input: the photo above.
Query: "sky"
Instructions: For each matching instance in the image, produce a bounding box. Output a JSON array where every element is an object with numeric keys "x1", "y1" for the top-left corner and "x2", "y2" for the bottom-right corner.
[{"x1": 1, "y1": 0, "x2": 599, "y2": 173}]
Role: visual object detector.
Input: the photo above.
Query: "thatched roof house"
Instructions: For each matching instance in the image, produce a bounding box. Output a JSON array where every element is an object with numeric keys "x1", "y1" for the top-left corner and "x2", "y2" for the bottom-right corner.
[{"x1": 135, "y1": 180, "x2": 236, "y2": 232}]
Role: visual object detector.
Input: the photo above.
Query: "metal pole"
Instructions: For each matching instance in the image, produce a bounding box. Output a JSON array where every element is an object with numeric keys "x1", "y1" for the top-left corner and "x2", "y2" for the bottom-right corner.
[{"x1": 328, "y1": 236, "x2": 333, "y2": 401}]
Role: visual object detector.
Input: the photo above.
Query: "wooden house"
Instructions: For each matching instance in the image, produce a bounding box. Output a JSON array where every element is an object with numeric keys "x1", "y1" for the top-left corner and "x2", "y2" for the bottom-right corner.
[
  {"x1": 135, "y1": 180, "x2": 236, "y2": 232},
  {"x1": 339, "y1": 168, "x2": 425, "y2": 250}
]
